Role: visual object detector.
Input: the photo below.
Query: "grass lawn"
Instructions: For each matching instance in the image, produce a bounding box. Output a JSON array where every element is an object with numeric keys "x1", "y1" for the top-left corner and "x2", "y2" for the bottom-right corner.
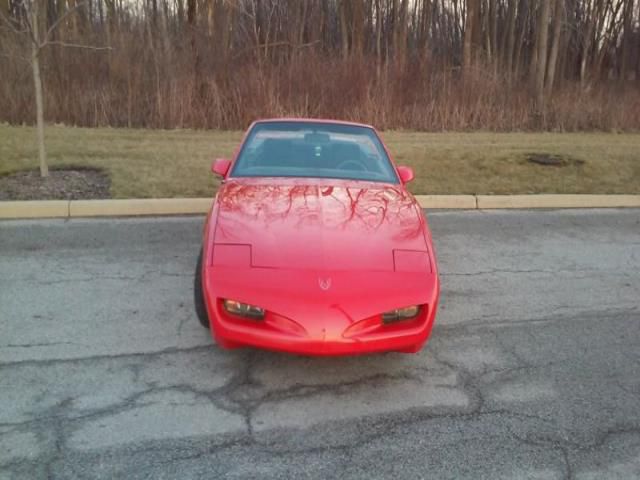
[{"x1": 1, "y1": 125, "x2": 638, "y2": 198}]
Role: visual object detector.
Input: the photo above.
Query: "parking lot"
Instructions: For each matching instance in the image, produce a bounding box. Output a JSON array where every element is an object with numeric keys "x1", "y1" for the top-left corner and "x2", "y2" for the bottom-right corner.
[{"x1": 1, "y1": 209, "x2": 639, "y2": 479}]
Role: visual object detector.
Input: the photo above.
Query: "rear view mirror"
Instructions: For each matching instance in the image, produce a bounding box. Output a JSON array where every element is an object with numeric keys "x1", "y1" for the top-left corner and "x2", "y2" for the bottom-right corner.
[
  {"x1": 397, "y1": 166, "x2": 414, "y2": 184},
  {"x1": 304, "y1": 132, "x2": 331, "y2": 144},
  {"x1": 212, "y1": 158, "x2": 231, "y2": 177}
]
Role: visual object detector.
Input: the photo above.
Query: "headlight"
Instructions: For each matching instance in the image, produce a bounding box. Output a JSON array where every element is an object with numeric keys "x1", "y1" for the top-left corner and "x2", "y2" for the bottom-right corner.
[
  {"x1": 382, "y1": 305, "x2": 421, "y2": 324},
  {"x1": 223, "y1": 299, "x2": 265, "y2": 320}
]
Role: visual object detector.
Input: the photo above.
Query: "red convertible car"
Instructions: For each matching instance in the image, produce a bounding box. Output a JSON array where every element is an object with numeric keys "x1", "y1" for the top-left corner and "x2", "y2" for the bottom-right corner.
[{"x1": 194, "y1": 119, "x2": 439, "y2": 355}]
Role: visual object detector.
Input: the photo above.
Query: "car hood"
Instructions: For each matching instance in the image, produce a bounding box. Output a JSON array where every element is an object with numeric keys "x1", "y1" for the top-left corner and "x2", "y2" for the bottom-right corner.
[{"x1": 213, "y1": 178, "x2": 428, "y2": 271}]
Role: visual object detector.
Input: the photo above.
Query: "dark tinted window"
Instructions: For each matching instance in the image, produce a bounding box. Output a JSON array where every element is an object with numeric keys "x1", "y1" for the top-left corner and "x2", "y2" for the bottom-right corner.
[{"x1": 230, "y1": 122, "x2": 399, "y2": 183}]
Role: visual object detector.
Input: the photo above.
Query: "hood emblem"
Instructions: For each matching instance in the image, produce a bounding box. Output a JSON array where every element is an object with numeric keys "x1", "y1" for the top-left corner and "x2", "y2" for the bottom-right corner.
[{"x1": 318, "y1": 278, "x2": 332, "y2": 291}]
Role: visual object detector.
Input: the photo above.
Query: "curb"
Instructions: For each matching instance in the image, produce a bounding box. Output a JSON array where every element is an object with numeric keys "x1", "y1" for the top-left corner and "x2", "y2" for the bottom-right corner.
[
  {"x1": 476, "y1": 194, "x2": 640, "y2": 209},
  {"x1": 414, "y1": 195, "x2": 477, "y2": 209},
  {"x1": 0, "y1": 195, "x2": 639, "y2": 219},
  {"x1": 0, "y1": 200, "x2": 69, "y2": 219},
  {"x1": 69, "y1": 198, "x2": 213, "y2": 217}
]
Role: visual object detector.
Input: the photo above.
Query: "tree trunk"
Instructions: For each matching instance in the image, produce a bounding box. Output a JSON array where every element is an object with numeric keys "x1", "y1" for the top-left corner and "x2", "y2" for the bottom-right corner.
[
  {"x1": 470, "y1": 0, "x2": 482, "y2": 63},
  {"x1": 297, "y1": 0, "x2": 308, "y2": 48},
  {"x1": 419, "y1": 0, "x2": 432, "y2": 62},
  {"x1": 489, "y1": 0, "x2": 497, "y2": 73},
  {"x1": 579, "y1": 0, "x2": 597, "y2": 89},
  {"x1": 513, "y1": 0, "x2": 528, "y2": 80},
  {"x1": 206, "y1": 0, "x2": 214, "y2": 36},
  {"x1": 30, "y1": 1, "x2": 48, "y2": 178},
  {"x1": 352, "y1": 0, "x2": 365, "y2": 58},
  {"x1": 637, "y1": 0, "x2": 640, "y2": 84},
  {"x1": 187, "y1": 0, "x2": 199, "y2": 81},
  {"x1": 463, "y1": 0, "x2": 477, "y2": 73},
  {"x1": 397, "y1": 0, "x2": 408, "y2": 68},
  {"x1": 545, "y1": 0, "x2": 563, "y2": 96},
  {"x1": 620, "y1": 0, "x2": 632, "y2": 83},
  {"x1": 219, "y1": 0, "x2": 232, "y2": 67},
  {"x1": 529, "y1": 1, "x2": 539, "y2": 84},
  {"x1": 391, "y1": 0, "x2": 398, "y2": 58},
  {"x1": 535, "y1": 0, "x2": 551, "y2": 114},
  {"x1": 503, "y1": 0, "x2": 517, "y2": 78},
  {"x1": 375, "y1": 0, "x2": 382, "y2": 77},
  {"x1": 176, "y1": 0, "x2": 183, "y2": 24},
  {"x1": 338, "y1": 0, "x2": 349, "y2": 59}
]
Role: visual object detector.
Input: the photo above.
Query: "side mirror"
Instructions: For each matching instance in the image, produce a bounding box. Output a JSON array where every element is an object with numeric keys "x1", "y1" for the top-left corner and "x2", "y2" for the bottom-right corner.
[
  {"x1": 397, "y1": 166, "x2": 414, "y2": 184},
  {"x1": 211, "y1": 158, "x2": 231, "y2": 178}
]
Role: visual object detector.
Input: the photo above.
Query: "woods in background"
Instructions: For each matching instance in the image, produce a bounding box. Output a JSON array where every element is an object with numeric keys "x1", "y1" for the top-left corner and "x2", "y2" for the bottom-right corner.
[{"x1": 1, "y1": 0, "x2": 639, "y2": 131}]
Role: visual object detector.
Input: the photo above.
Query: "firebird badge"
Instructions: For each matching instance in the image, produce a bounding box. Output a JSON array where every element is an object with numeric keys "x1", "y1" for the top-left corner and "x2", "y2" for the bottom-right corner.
[{"x1": 318, "y1": 278, "x2": 332, "y2": 291}]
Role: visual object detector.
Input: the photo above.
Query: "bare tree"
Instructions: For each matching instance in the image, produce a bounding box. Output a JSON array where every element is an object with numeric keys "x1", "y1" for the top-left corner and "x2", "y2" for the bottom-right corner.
[
  {"x1": 545, "y1": 0, "x2": 564, "y2": 96},
  {"x1": 534, "y1": 0, "x2": 551, "y2": 116},
  {"x1": 619, "y1": 0, "x2": 633, "y2": 84},
  {"x1": 1, "y1": 0, "x2": 638, "y2": 132},
  {"x1": 463, "y1": 0, "x2": 478, "y2": 74},
  {"x1": 1, "y1": 0, "x2": 109, "y2": 177}
]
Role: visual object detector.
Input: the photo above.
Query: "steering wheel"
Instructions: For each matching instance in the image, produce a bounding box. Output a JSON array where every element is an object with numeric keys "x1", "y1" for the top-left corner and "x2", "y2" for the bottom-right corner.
[{"x1": 336, "y1": 159, "x2": 368, "y2": 171}]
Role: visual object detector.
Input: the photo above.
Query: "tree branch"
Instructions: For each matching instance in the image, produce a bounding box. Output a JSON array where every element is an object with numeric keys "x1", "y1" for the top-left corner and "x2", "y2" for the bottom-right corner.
[
  {"x1": 0, "y1": 8, "x2": 25, "y2": 35},
  {"x1": 43, "y1": 41, "x2": 112, "y2": 50},
  {"x1": 45, "y1": 2, "x2": 87, "y2": 42},
  {"x1": 0, "y1": 51, "x2": 30, "y2": 64},
  {"x1": 233, "y1": 40, "x2": 320, "y2": 59},
  {"x1": 16, "y1": 0, "x2": 39, "y2": 45}
]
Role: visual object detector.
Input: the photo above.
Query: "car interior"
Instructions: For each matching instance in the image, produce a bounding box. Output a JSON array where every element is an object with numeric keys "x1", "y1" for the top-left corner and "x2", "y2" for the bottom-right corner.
[
  {"x1": 256, "y1": 137, "x2": 368, "y2": 170},
  {"x1": 231, "y1": 125, "x2": 399, "y2": 183}
]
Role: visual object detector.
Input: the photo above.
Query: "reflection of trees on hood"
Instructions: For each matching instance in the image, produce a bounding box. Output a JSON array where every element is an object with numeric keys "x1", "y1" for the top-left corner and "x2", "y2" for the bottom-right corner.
[{"x1": 217, "y1": 181, "x2": 422, "y2": 241}]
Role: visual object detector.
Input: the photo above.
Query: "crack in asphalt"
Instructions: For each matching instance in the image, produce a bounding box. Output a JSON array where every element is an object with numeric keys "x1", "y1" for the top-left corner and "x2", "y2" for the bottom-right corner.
[
  {"x1": 441, "y1": 267, "x2": 606, "y2": 277},
  {"x1": 1, "y1": 270, "x2": 192, "y2": 286},
  {"x1": 3, "y1": 307, "x2": 635, "y2": 365},
  {"x1": 435, "y1": 306, "x2": 640, "y2": 332},
  {"x1": 5, "y1": 325, "x2": 637, "y2": 478},
  {"x1": 2, "y1": 358, "x2": 639, "y2": 479},
  {"x1": 0, "y1": 344, "x2": 214, "y2": 368},
  {"x1": 2, "y1": 310, "x2": 637, "y2": 452},
  {"x1": 3, "y1": 211, "x2": 640, "y2": 478},
  {"x1": 3, "y1": 342, "x2": 82, "y2": 349},
  {"x1": 3, "y1": 310, "x2": 638, "y2": 477}
]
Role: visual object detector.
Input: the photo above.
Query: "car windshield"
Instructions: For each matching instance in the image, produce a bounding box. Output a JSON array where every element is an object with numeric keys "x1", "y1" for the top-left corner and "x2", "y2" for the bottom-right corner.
[{"x1": 230, "y1": 121, "x2": 399, "y2": 184}]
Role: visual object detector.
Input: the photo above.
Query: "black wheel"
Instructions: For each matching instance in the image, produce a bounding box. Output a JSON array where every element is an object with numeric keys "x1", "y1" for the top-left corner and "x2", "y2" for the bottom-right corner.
[{"x1": 194, "y1": 249, "x2": 210, "y2": 329}]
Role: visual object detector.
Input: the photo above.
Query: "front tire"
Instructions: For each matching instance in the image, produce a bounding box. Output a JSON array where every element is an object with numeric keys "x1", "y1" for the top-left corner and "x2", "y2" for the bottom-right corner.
[{"x1": 194, "y1": 249, "x2": 210, "y2": 329}]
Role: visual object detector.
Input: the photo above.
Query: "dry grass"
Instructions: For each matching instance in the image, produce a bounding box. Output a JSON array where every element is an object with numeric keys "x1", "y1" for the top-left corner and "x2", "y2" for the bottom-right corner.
[
  {"x1": 384, "y1": 131, "x2": 640, "y2": 195},
  {"x1": 1, "y1": 125, "x2": 638, "y2": 198}
]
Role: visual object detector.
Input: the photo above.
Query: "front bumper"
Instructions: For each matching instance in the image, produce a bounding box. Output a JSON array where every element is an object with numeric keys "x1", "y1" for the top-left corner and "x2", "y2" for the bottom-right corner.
[{"x1": 203, "y1": 267, "x2": 439, "y2": 356}]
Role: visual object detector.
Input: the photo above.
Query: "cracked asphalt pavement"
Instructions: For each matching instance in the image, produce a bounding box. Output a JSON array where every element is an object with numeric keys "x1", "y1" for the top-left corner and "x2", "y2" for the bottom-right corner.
[{"x1": 1, "y1": 209, "x2": 639, "y2": 479}]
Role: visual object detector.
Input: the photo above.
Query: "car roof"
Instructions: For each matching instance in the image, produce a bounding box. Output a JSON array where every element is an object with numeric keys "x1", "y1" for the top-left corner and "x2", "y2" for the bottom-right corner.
[{"x1": 252, "y1": 118, "x2": 375, "y2": 130}]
